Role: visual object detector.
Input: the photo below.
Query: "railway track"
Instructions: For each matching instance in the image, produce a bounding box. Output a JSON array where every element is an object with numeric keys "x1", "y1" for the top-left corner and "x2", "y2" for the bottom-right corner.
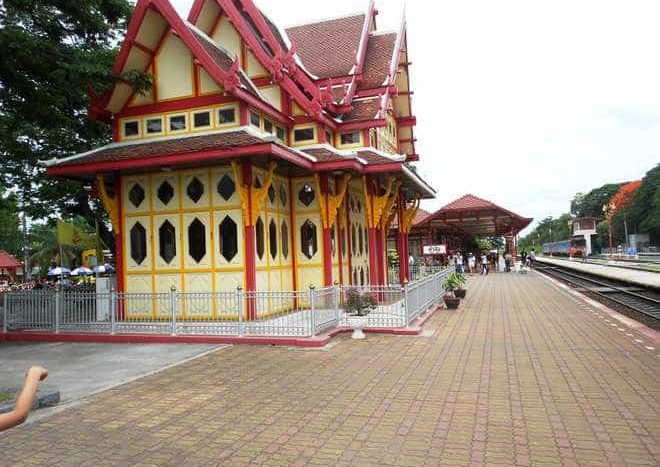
[{"x1": 537, "y1": 265, "x2": 660, "y2": 323}]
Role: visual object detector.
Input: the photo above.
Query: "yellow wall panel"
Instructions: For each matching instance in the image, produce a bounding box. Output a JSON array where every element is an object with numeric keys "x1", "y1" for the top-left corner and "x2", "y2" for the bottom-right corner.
[
  {"x1": 211, "y1": 168, "x2": 240, "y2": 207},
  {"x1": 152, "y1": 214, "x2": 181, "y2": 270},
  {"x1": 183, "y1": 273, "x2": 213, "y2": 316},
  {"x1": 199, "y1": 67, "x2": 222, "y2": 95},
  {"x1": 214, "y1": 271, "x2": 243, "y2": 293},
  {"x1": 156, "y1": 33, "x2": 194, "y2": 100},
  {"x1": 212, "y1": 16, "x2": 241, "y2": 64},
  {"x1": 154, "y1": 273, "x2": 182, "y2": 316},
  {"x1": 125, "y1": 274, "x2": 154, "y2": 316},
  {"x1": 151, "y1": 173, "x2": 179, "y2": 212},
  {"x1": 246, "y1": 50, "x2": 268, "y2": 78},
  {"x1": 180, "y1": 170, "x2": 211, "y2": 209},
  {"x1": 123, "y1": 176, "x2": 150, "y2": 214},
  {"x1": 214, "y1": 209, "x2": 244, "y2": 267},
  {"x1": 124, "y1": 215, "x2": 152, "y2": 272},
  {"x1": 259, "y1": 85, "x2": 282, "y2": 111}
]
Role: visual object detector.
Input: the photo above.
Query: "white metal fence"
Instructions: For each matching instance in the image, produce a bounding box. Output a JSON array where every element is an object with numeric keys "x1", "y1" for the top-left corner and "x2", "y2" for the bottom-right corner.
[
  {"x1": 388, "y1": 264, "x2": 449, "y2": 284},
  {"x1": 1, "y1": 267, "x2": 454, "y2": 339}
]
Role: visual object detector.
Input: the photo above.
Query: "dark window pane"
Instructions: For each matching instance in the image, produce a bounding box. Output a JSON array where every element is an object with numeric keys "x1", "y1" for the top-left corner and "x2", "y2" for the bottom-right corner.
[
  {"x1": 276, "y1": 126, "x2": 286, "y2": 141},
  {"x1": 268, "y1": 184, "x2": 275, "y2": 204},
  {"x1": 193, "y1": 111, "x2": 211, "y2": 128},
  {"x1": 250, "y1": 111, "x2": 260, "y2": 127},
  {"x1": 300, "y1": 219, "x2": 317, "y2": 259},
  {"x1": 124, "y1": 121, "x2": 139, "y2": 136},
  {"x1": 128, "y1": 183, "x2": 145, "y2": 208},
  {"x1": 298, "y1": 184, "x2": 315, "y2": 207},
  {"x1": 217, "y1": 174, "x2": 235, "y2": 201},
  {"x1": 279, "y1": 183, "x2": 287, "y2": 206},
  {"x1": 281, "y1": 221, "x2": 289, "y2": 259},
  {"x1": 169, "y1": 115, "x2": 186, "y2": 131},
  {"x1": 218, "y1": 108, "x2": 236, "y2": 124},
  {"x1": 341, "y1": 132, "x2": 361, "y2": 145},
  {"x1": 157, "y1": 181, "x2": 174, "y2": 205},
  {"x1": 264, "y1": 119, "x2": 273, "y2": 133},
  {"x1": 187, "y1": 177, "x2": 204, "y2": 203},
  {"x1": 359, "y1": 227, "x2": 364, "y2": 255},
  {"x1": 253, "y1": 176, "x2": 262, "y2": 189},
  {"x1": 330, "y1": 225, "x2": 336, "y2": 256},
  {"x1": 159, "y1": 220, "x2": 176, "y2": 264},
  {"x1": 219, "y1": 216, "x2": 238, "y2": 262},
  {"x1": 269, "y1": 219, "x2": 277, "y2": 260},
  {"x1": 130, "y1": 222, "x2": 147, "y2": 264},
  {"x1": 188, "y1": 218, "x2": 206, "y2": 263},
  {"x1": 146, "y1": 118, "x2": 162, "y2": 134},
  {"x1": 294, "y1": 127, "x2": 315, "y2": 142},
  {"x1": 326, "y1": 131, "x2": 333, "y2": 145},
  {"x1": 256, "y1": 217, "x2": 265, "y2": 259}
]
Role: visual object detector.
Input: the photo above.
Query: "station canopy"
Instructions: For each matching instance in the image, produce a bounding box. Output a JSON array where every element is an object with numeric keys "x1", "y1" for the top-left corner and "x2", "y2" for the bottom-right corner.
[{"x1": 416, "y1": 194, "x2": 532, "y2": 237}]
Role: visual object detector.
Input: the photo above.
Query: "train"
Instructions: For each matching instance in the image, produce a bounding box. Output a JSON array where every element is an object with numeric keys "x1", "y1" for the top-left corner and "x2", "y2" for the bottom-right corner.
[{"x1": 542, "y1": 237, "x2": 587, "y2": 257}]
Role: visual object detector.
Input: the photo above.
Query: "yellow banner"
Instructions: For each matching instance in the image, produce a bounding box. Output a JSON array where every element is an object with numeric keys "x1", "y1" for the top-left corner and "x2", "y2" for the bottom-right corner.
[{"x1": 57, "y1": 220, "x2": 94, "y2": 247}]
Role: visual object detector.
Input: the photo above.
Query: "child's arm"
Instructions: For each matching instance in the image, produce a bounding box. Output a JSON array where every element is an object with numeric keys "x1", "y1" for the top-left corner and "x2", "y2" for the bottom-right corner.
[{"x1": 0, "y1": 366, "x2": 48, "y2": 431}]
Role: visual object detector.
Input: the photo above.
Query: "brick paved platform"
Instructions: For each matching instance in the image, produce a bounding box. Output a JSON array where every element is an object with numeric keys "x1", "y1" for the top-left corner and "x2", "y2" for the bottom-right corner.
[{"x1": 1, "y1": 273, "x2": 658, "y2": 466}]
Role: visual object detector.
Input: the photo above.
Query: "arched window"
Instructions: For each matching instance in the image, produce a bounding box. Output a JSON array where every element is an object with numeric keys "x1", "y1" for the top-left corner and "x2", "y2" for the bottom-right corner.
[
  {"x1": 188, "y1": 218, "x2": 206, "y2": 263},
  {"x1": 300, "y1": 220, "x2": 317, "y2": 259},
  {"x1": 219, "y1": 216, "x2": 238, "y2": 262},
  {"x1": 130, "y1": 222, "x2": 147, "y2": 264},
  {"x1": 255, "y1": 217, "x2": 265, "y2": 260},
  {"x1": 281, "y1": 221, "x2": 289, "y2": 259},
  {"x1": 269, "y1": 219, "x2": 278, "y2": 260},
  {"x1": 159, "y1": 220, "x2": 176, "y2": 264}
]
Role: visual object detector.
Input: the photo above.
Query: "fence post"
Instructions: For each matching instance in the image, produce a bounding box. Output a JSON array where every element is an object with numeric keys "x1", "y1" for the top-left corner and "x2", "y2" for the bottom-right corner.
[
  {"x1": 110, "y1": 288, "x2": 116, "y2": 335},
  {"x1": 309, "y1": 285, "x2": 316, "y2": 337},
  {"x1": 54, "y1": 288, "x2": 61, "y2": 334},
  {"x1": 333, "y1": 281, "x2": 340, "y2": 324},
  {"x1": 236, "y1": 286, "x2": 243, "y2": 337},
  {"x1": 2, "y1": 292, "x2": 7, "y2": 333},
  {"x1": 170, "y1": 286, "x2": 177, "y2": 336},
  {"x1": 402, "y1": 280, "x2": 409, "y2": 327}
]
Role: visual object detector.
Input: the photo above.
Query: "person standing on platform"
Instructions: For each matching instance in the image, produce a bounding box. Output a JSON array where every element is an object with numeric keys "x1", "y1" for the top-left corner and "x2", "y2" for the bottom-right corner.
[
  {"x1": 468, "y1": 253, "x2": 476, "y2": 274},
  {"x1": 504, "y1": 251, "x2": 512, "y2": 272},
  {"x1": 480, "y1": 253, "x2": 488, "y2": 275},
  {"x1": 456, "y1": 252, "x2": 464, "y2": 274}
]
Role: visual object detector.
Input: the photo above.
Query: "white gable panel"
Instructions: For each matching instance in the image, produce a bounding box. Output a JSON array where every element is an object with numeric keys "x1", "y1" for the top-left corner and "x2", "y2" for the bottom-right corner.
[
  {"x1": 156, "y1": 33, "x2": 194, "y2": 100},
  {"x1": 212, "y1": 16, "x2": 241, "y2": 64},
  {"x1": 135, "y1": 9, "x2": 168, "y2": 50}
]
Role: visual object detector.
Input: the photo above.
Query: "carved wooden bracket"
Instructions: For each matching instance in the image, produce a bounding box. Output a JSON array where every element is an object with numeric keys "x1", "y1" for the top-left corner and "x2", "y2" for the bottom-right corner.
[
  {"x1": 378, "y1": 181, "x2": 401, "y2": 230},
  {"x1": 364, "y1": 176, "x2": 395, "y2": 228},
  {"x1": 400, "y1": 197, "x2": 421, "y2": 234},
  {"x1": 230, "y1": 161, "x2": 277, "y2": 227},
  {"x1": 319, "y1": 173, "x2": 351, "y2": 229},
  {"x1": 95, "y1": 174, "x2": 119, "y2": 233}
]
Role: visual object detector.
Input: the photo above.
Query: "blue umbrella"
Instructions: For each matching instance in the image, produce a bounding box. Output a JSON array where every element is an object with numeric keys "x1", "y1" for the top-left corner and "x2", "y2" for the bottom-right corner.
[
  {"x1": 71, "y1": 267, "x2": 93, "y2": 276},
  {"x1": 93, "y1": 264, "x2": 115, "y2": 274}
]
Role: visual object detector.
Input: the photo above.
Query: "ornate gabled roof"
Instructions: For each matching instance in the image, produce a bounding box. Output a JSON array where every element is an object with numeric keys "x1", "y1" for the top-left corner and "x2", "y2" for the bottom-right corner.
[
  {"x1": 342, "y1": 96, "x2": 382, "y2": 122},
  {"x1": 440, "y1": 194, "x2": 499, "y2": 212},
  {"x1": 286, "y1": 14, "x2": 366, "y2": 79},
  {"x1": 359, "y1": 32, "x2": 397, "y2": 90}
]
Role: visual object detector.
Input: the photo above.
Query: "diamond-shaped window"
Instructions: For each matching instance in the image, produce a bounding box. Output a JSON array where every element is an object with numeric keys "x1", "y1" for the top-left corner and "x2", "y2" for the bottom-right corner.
[
  {"x1": 159, "y1": 220, "x2": 176, "y2": 264},
  {"x1": 219, "y1": 216, "x2": 238, "y2": 262},
  {"x1": 279, "y1": 184, "x2": 287, "y2": 206},
  {"x1": 217, "y1": 174, "x2": 235, "y2": 201},
  {"x1": 188, "y1": 218, "x2": 206, "y2": 263},
  {"x1": 269, "y1": 218, "x2": 278, "y2": 260},
  {"x1": 157, "y1": 181, "x2": 174, "y2": 205},
  {"x1": 298, "y1": 184, "x2": 315, "y2": 207},
  {"x1": 281, "y1": 221, "x2": 289, "y2": 259},
  {"x1": 186, "y1": 177, "x2": 204, "y2": 203},
  {"x1": 300, "y1": 219, "x2": 317, "y2": 259},
  {"x1": 128, "y1": 183, "x2": 145, "y2": 208},
  {"x1": 256, "y1": 217, "x2": 265, "y2": 260},
  {"x1": 130, "y1": 222, "x2": 147, "y2": 264},
  {"x1": 268, "y1": 184, "x2": 275, "y2": 204}
]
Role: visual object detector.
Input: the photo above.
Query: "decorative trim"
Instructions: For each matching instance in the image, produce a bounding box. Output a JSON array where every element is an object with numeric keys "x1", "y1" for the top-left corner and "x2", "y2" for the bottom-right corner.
[{"x1": 95, "y1": 174, "x2": 119, "y2": 231}]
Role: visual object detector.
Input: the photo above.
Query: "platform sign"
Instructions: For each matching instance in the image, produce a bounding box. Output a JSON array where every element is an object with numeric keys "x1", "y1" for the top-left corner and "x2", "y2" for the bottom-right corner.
[{"x1": 423, "y1": 245, "x2": 446, "y2": 255}]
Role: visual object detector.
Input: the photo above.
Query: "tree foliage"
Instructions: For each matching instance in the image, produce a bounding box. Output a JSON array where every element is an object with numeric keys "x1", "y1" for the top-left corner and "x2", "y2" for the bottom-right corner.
[
  {"x1": 570, "y1": 183, "x2": 625, "y2": 218},
  {"x1": 0, "y1": 0, "x2": 133, "y2": 250},
  {"x1": 625, "y1": 164, "x2": 660, "y2": 244}
]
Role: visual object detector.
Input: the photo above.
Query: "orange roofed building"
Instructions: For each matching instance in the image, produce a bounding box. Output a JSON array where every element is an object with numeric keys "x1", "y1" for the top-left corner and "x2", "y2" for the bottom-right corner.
[{"x1": 43, "y1": 0, "x2": 433, "y2": 318}]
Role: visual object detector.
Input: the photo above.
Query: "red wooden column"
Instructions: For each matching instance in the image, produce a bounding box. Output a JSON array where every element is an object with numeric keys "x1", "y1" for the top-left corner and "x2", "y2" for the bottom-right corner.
[
  {"x1": 366, "y1": 178, "x2": 380, "y2": 286},
  {"x1": 396, "y1": 196, "x2": 407, "y2": 284},
  {"x1": 375, "y1": 227, "x2": 385, "y2": 285},
  {"x1": 242, "y1": 162, "x2": 257, "y2": 320},
  {"x1": 319, "y1": 174, "x2": 333, "y2": 286}
]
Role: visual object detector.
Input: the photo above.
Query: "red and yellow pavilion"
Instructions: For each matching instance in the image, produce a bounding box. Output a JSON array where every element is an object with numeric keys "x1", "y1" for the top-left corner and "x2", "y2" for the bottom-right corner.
[{"x1": 44, "y1": 0, "x2": 434, "y2": 316}]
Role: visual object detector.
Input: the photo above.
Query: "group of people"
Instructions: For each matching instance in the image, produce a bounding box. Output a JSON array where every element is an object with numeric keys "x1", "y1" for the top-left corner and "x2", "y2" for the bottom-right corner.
[{"x1": 451, "y1": 250, "x2": 535, "y2": 275}]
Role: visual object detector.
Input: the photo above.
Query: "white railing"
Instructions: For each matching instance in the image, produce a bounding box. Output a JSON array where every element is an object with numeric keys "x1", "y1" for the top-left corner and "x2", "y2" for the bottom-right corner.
[
  {"x1": 1, "y1": 268, "x2": 454, "y2": 338},
  {"x1": 388, "y1": 264, "x2": 448, "y2": 284}
]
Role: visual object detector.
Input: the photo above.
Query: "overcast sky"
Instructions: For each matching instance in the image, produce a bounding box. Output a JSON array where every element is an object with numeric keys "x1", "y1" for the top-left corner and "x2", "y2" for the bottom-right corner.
[{"x1": 171, "y1": 0, "x2": 660, "y2": 235}]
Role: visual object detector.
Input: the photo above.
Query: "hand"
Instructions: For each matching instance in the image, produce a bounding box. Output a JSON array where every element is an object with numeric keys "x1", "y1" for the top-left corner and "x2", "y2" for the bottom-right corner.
[{"x1": 25, "y1": 366, "x2": 48, "y2": 382}]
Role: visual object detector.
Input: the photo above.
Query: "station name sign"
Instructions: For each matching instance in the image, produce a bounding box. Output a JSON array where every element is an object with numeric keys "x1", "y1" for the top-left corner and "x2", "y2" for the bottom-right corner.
[{"x1": 423, "y1": 244, "x2": 447, "y2": 255}]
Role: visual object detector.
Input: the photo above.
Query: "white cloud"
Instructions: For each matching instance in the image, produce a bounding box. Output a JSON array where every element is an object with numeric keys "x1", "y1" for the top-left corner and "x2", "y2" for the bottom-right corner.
[{"x1": 170, "y1": 0, "x2": 660, "y2": 235}]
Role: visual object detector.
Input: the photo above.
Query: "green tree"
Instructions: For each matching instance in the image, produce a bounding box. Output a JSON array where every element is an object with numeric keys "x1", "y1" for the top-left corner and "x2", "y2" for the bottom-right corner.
[
  {"x1": 626, "y1": 164, "x2": 660, "y2": 244},
  {"x1": 570, "y1": 183, "x2": 625, "y2": 218},
  {"x1": 0, "y1": 0, "x2": 133, "y2": 252},
  {"x1": 0, "y1": 186, "x2": 21, "y2": 255}
]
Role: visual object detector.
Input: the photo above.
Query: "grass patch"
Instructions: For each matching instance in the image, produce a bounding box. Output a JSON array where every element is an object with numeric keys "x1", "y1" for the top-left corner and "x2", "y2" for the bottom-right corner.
[{"x1": 0, "y1": 390, "x2": 14, "y2": 404}]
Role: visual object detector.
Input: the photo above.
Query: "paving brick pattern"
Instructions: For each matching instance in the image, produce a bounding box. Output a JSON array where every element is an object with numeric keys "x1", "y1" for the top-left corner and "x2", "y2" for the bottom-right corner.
[{"x1": 1, "y1": 273, "x2": 658, "y2": 466}]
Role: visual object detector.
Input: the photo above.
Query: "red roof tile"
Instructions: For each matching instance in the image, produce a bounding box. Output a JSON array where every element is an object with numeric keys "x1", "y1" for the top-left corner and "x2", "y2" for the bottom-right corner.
[
  {"x1": 439, "y1": 194, "x2": 498, "y2": 211},
  {"x1": 357, "y1": 150, "x2": 399, "y2": 165},
  {"x1": 342, "y1": 97, "x2": 381, "y2": 122},
  {"x1": 300, "y1": 148, "x2": 348, "y2": 163},
  {"x1": 286, "y1": 14, "x2": 366, "y2": 79},
  {"x1": 359, "y1": 33, "x2": 397, "y2": 90},
  {"x1": 57, "y1": 131, "x2": 265, "y2": 166},
  {"x1": 0, "y1": 251, "x2": 21, "y2": 269}
]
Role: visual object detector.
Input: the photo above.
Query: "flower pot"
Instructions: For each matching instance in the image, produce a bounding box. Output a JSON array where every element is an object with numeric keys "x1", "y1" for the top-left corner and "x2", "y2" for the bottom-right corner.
[
  {"x1": 346, "y1": 315, "x2": 369, "y2": 339},
  {"x1": 454, "y1": 289, "x2": 466, "y2": 299},
  {"x1": 443, "y1": 297, "x2": 460, "y2": 309}
]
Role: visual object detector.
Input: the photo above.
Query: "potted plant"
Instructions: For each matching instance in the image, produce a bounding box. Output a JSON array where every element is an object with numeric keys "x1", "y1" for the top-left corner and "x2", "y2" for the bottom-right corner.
[
  {"x1": 453, "y1": 273, "x2": 467, "y2": 298},
  {"x1": 443, "y1": 273, "x2": 462, "y2": 309},
  {"x1": 344, "y1": 289, "x2": 377, "y2": 339}
]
